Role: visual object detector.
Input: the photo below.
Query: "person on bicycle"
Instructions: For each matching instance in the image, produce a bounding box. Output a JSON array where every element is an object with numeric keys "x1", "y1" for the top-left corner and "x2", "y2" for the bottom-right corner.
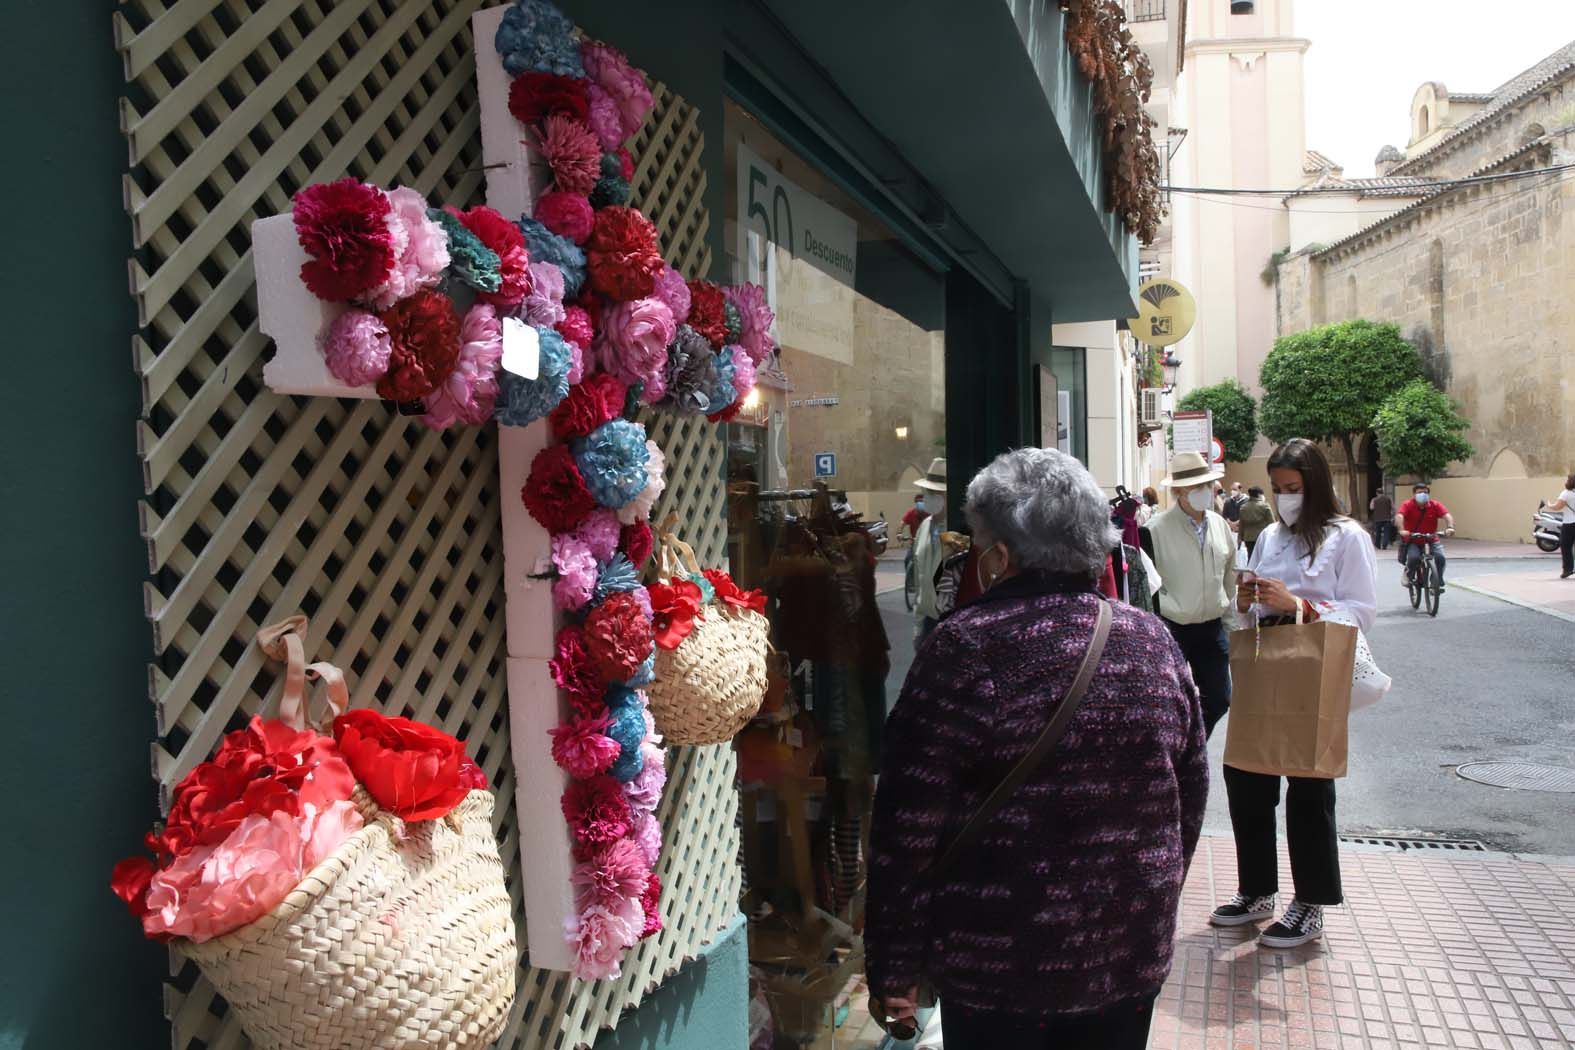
[{"x1": 1395, "y1": 483, "x2": 1455, "y2": 590}]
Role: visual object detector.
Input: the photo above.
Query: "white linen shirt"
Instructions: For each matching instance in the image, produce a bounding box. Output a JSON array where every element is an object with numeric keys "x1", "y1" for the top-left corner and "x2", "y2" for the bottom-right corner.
[{"x1": 1246, "y1": 519, "x2": 1378, "y2": 633}]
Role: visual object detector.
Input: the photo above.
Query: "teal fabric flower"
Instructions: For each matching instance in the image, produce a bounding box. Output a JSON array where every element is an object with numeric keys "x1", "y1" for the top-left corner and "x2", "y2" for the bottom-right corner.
[
  {"x1": 426, "y1": 208, "x2": 501, "y2": 292},
  {"x1": 494, "y1": 328, "x2": 572, "y2": 426},
  {"x1": 494, "y1": 0, "x2": 585, "y2": 78},
  {"x1": 572, "y1": 419, "x2": 650, "y2": 509},
  {"x1": 595, "y1": 554, "x2": 642, "y2": 602},
  {"x1": 517, "y1": 215, "x2": 586, "y2": 298}
]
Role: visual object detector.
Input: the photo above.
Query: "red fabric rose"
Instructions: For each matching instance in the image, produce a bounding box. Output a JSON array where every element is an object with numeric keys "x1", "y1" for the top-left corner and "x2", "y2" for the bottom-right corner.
[
  {"x1": 617, "y1": 148, "x2": 635, "y2": 182},
  {"x1": 639, "y1": 872, "x2": 662, "y2": 939},
  {"x1": 507, "y1": 71, "x2": 590, "y2": 126},
  {"x1": 551, "y1": 624, "x2": 606, "y2": 711},
  {"x1": 685, "y1": 280, "x2": 728, "y2": 348},
  {"x1": 556, "y1": 305, "x2": 596, "y2": 350},
  {"x1": 457, "y1": 206, "x2": 532, "y2": 307},
  {"x1": 549, "y1": 373, "x2": 628, "y2": 442},
  {"x1": 549, "y1": 714, "x2": 621, "y2": 779},
  {"x1": 293, "y1": 179, "x2": 396, "y2": 302},
  {"x1": 110, "y1": 856, "x2": 158, "y2": 922},
  {"x1": 535, "y1": 191, "x2": 596, "y2": 245},
  {"x1": 561, "y1": 775, "x2": 633, "y2": 847},
  {"x1": 646, "y1": 580, "x2": 704, "y2": 650},
  {"x1": 524, "y1": 445, "x2": 597, "y2": 533},
  {"x1": 582, "y1": 591, "x2": 655, "y2": 681},
  {"x1": 332, "y1": 709, "x2": 479, "y2": 821},
  {"x1": 376, "y1": 290, "x2": 462, "y2": 402},
  {"x1": 620, "y1": 519, "x2": 653, "y2": 569},
  {"x1": 586, "y1": 206, "x2": 664, "y2": 302},
  {"x1": 702, "y1": 569, "x2": 767, "y2": 614}
]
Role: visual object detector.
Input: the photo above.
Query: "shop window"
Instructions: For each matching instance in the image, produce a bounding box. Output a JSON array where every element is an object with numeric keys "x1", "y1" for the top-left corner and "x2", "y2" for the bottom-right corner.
[{"x1": 724, "y1": 98, "x2": 949, "y2": 1047}]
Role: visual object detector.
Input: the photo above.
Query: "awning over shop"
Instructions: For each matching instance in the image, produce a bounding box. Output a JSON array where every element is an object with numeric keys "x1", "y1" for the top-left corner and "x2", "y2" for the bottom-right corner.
[{"x1": 756, "y1": 0, "x2": 1140, "y2": 322}]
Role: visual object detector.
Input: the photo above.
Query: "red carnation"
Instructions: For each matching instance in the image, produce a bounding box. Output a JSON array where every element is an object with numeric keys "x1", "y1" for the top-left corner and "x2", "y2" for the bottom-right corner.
[
  {"x1": 535, "y1": 191, "x2": 596, "y2": 245},
  {"x1": 551, "y1": 624, "x2": 605, "y2": 711},
  {"x1": 561, "y1": 775, "x2": 633, "y2": 847},
  {"x1": 524, "y1": 445, "x2": 597, "y2": 533},
  {"x1": 685, "y1": 280, "x2": 728, "y2": 348},
  {"x1": 586, "y1": 206, "x2": 664, "y2": 302},
  {"x1": 507, "y1": 71, "x2": 590, "y2": 126},
  {"x1": 583, "y1": 591, "x2": 655, "y2": 681},
  {"x1": 550, "y1": 714, "x2": 621, "y2": 779},
  {"x1": 550, "y1": 373, "x2": 628, "y2": 442},
  {"x1": 706, "y1": 401, "x2": 742, "y2": 424},
  {"x1": 617, "y1": 148, "x2": 635, "y2": 182},
  {"x1": 333, "y1": 708, "x2": 478, "y2": 821},
  {"x1": 557, "y1": 305, "x2": 596, "y2": 350},
  {"x1": 376, "y1": 290, "x2": 462, "y2": 402},
  {"x1": 703, "y1": 569, "x2": 767, "y2": 615},
  {"x1": 458, "y1": 205, "x2": 532, "y2": 307},
  {"x1": 647, "y1": 579, "x2": 704, "y2": 650},
  {"x1": 293, "y1": 179, "x2": 396, "y2": 302},
  {"x1": 620, "y1": 519, "x2": 653, "y2": 569},
  {"x1": 639, "y1": 872, "x2": 663, "y2": 939}
]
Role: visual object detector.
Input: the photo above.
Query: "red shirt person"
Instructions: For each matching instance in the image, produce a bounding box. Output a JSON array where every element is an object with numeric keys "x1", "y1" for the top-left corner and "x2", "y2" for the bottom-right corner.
[
  {"x1": 1395, "y1": 483, "x2": 1455, "y2": 586},
  {"x1": 901, "y1": 497, "x2": 930, "y2": 539}
]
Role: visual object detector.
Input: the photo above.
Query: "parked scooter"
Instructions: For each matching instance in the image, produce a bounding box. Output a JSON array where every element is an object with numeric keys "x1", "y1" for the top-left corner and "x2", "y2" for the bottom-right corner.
[{"x1": 1533, "y1": 501, "x2": 1562, "y2": 553}]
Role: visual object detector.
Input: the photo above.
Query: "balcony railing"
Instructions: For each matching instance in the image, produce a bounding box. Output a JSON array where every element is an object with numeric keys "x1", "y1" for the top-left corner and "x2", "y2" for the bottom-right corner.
[{"x1": 1128, "y1": 0, "x2": 1165, "y2": 22}]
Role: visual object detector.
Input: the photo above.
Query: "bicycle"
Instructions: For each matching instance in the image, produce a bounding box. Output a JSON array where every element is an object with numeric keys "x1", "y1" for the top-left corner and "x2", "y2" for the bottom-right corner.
[{"x1": 1403, "y1": 532, "x2": 1446, "y2": 617}]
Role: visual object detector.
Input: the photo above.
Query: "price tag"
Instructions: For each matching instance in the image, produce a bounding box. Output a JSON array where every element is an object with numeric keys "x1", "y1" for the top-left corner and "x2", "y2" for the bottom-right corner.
[{"x1": 500, "y1": 316, "x2": 539, "y2": 380}]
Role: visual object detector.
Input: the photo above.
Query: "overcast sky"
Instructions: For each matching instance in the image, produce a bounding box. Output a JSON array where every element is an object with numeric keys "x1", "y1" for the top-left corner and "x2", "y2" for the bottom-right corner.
[{"x1": 1298, "y1": 1, "x2": 1575, "y2": 177}]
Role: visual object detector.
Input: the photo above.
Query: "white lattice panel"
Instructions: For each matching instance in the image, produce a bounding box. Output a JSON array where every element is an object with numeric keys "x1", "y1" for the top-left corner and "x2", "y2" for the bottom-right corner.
[{"x1": 116, "y1": 1, "x2": 738, "y2": 1046}]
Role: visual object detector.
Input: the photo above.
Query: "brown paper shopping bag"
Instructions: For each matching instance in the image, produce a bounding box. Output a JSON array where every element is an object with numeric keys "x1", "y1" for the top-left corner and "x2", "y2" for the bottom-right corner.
[{"x1": 1224, "y1": 617, "x2": 1357, "y2": 778}]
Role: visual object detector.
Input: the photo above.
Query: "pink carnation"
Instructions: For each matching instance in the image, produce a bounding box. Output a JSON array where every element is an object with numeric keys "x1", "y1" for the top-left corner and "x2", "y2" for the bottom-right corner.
[
  {"x1": 422, "y1": 303, "x2": 504, "y2": 429},
  {"x1": 725, "y1": 283, "x2": 776, "y2": 366},
  {"x1": 557, "y1": 305, "x2": 595, "y2": 351},
  {"x1": 617, "y1": 441, "x2": 665, "y2": 526},
  {"x1": 524, "y1": 261, "x2": 567, "y2": 329},
  {"x1": 623, "y1": 741, "x2": 667, "y2": 813},
  {"x1": 552, "y1": 533, "x2": 599, "y2": 610},
  {"x1": 728, "y1": 347, "x2": 756, "y2": 401},
  {"x1": 631, "y1": 586, "x2": 653, "y2": 619},
  {"x1": 368, "y1": 187, "x2": 451, "y2": 310},
  {"x1": 580, "y1": 41, "x2": 653, "y2": 139},
  {"x1": 550, "y1": 715, "x2": 620, "y2": 779},
  {"x1": 535, "y1": 191, "x2": 595, "y2": 245},
  {"x1": 566, "y1": 341, "x2": 586, "y2": 385},
  {"x1": 651, "y1": 265, "x2": 691, "y2": 325},
  {"x1": 571, "y1": 509, "x2": 623, "y2": 563},
  {"x1": 539, "y1": 114, "x2": 602, "y2": 196},
  {"x1": 320, "y1": 309, "x2": 392, "y2": 387},
  {"x1": 593, "y1": 298, "x2": 674, "y2": 389},
  {"x1": 584, "y1": 82, "x2": 624, "y2": 152},
  {"x1": 571, "y1": 838, "x2": 651, "y2": 911},
  {"x1": 568, "y1": 896, "x2": 643, "y2": 981},
  {"x1": 630, "y1": 808, "x2": 662, "y2": 868}
]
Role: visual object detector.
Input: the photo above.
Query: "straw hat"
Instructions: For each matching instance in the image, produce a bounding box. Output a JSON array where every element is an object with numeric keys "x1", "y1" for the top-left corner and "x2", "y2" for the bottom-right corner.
[
  {"x1": 1160, "y1": 450, "x2": 1225, "y2": 489},
  {"x1": 914, "y1": 458, "x2": 947, "y2": 493}
]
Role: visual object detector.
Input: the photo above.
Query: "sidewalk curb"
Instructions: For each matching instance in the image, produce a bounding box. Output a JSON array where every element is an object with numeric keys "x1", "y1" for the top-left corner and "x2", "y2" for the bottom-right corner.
[{"x1": 1450, "y1": 579, "x2": 1575, "y2": 624}]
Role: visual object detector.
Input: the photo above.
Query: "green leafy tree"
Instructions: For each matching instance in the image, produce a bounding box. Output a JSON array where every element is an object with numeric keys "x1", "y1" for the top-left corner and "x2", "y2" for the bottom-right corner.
[
  {"x1": 1259, "y1": 320, "x2": 1424, "y2": 513},
  {"x1": 1176, "y1": 379, "x2": 1258, "y2": 462},
  {"x1": 1372, "y1": 380, "x2": 1474, "y2": 481}
]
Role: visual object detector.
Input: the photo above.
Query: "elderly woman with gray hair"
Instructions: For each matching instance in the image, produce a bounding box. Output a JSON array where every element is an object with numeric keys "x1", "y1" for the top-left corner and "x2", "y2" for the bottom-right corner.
[{"x1": 865, "y1": 448, "x2": 1208, "y2": 1050}]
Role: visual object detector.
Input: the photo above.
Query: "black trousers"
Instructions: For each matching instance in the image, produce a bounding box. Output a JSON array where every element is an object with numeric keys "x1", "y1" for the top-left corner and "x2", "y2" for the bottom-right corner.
[
  {"x1": 1163, "y1": 618, "x2": 1230, "y2": 736},
  {"x1": 943, "y1": 995, "x2": 1156, "y2": 1050},
  {"x1": 1223, "y1": 765, "x2": 1343, "y2": 905},
  {"x1": 1560, "y1": 522, "x2": 1575, "y2": 576}
]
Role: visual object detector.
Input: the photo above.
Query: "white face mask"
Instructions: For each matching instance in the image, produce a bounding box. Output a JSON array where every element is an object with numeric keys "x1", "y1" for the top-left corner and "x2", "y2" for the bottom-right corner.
[
  {"x1": 1277, "y1": 494, "x2": 1305, "y2": 525},
  {"x1": 1185, "y1": 487, "x2": 1213, "y2": 513},
  {"x1": 928, "y1": 497, "x2": 945, "y2": 521},
  {"x1": 1415, "y1": 492, "x2": 1430, "y2": 505}
]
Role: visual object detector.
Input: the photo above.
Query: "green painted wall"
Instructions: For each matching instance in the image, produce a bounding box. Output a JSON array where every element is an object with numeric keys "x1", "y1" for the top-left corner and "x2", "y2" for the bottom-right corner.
[
  {"x1": 593, "y1": 915, "x2": 750, "y2": 1050},
  {"x1": 0, "y1": 2, "x2": 169, "y2": 1048}
]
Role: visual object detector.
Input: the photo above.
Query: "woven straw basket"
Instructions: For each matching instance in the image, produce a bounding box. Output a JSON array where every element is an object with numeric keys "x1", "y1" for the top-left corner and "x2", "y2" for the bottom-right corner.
[
  {"x1": 180, "y1": 787, "x2": 516, "y2": 1050},
  {"x1": 647, "y1": 530, "x2": 770, "y2": 745}
]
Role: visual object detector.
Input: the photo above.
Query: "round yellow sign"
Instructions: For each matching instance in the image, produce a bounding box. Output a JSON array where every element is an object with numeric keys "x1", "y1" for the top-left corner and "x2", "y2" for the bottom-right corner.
[{"x1": 1130, "y1": 278, "x2": 1196, "y2": 348}]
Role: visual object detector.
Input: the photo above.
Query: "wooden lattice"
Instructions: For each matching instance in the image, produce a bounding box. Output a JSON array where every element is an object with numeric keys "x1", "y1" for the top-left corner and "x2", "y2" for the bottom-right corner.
[{"x1": 117, "y1": 2, "x2": 738, "y2": 1047}]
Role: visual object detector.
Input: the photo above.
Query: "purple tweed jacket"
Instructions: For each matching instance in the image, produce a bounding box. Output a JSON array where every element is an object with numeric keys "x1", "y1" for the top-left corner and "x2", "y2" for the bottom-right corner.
[{"x1": 865, "y1": 572, "x2": 1208, "y2": 1018}]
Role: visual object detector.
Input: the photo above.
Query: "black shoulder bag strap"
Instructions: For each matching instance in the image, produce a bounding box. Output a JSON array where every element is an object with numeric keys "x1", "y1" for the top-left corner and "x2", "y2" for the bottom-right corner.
[{"x1": 926, "y1": 599, "x2": 1113, "y2": 881}]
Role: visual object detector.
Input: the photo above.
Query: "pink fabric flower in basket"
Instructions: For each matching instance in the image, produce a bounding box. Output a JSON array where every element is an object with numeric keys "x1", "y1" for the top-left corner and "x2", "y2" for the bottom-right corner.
[
  {"x1": 320, "y1": 309, "x2": 392, "y2": 387},
  {"x1": 571, "y1": 837, "x2": 651, "y2": 911},
  {"x1": 421, "y1": 302, "x2": 504, "y2": 429},
  {"x1": 367, "y1": 187, "x2": 451, "y2": 310},
  {"x1": 592, "y1": 297, "x2": 675, "y2": 389},
  {"x1": 580, "y1": 41, "x2": 653, "y2": 140},
  {"x1": 539, "y1": 114, "x2": 602, "y2": 196},
  {"x1": 568, "y1": 896, "x2": 643, "y2": 981}
]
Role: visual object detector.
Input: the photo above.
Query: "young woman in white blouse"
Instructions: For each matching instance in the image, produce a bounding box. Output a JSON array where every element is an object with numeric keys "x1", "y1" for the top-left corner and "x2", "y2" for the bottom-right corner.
[{"x1": 1209, "y1": 438, "x2": 1378, "y2": 948}]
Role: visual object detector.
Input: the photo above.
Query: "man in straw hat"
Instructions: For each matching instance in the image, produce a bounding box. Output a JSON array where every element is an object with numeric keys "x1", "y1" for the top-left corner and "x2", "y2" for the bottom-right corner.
[
  {"x1": 910, "y1": 458, "x2": 949, "y2": 644},
  {"x1": 1148, "y1": 450, "x2": 1239, "y2": 736}
]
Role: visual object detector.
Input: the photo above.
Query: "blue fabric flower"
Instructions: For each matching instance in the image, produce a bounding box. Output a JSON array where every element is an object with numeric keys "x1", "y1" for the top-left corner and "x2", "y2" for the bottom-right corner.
[
  {"x1": 517, "y1": 216, "x2": 586, "y2": 298},
  {"x1": 590, "y1": 175, "x2": 631, "y2": 209},
  {"x1": 606, "y1": 705, "x2": 648, "y2": 782},
  {"x1": 609, "y1": 738, "x2": 646, "y2": 782},
  {"x1": 706, "y1": 347, "x2": 739, "y2": 416},
  {"x1": 625, "y1": 652, "x2": 656, "y2": 687},
  {"x1": 595, "y1": 554, "x2": 642, "y2": 603},
  {"x1": 604, "y1": 684, "x2": 642, "y2": 714},
  {"x1": 426, "y1": 208, "x2": 501, "y2": 292},
  {"x1": 494, "y1": 0, "x2": 585, "y2": 78},
  {"x1": 685, "y1": 571, "x2": 715, "y2": 606},
  {"x1": 572, "y1": 419, "x2": 650, "y2": 509},
  {"x1": 494, "y1": 328, "x2": 573, "y2": 426},
  {"x1": 600, "y1": 153, "x2": 623, "y2": 180}
]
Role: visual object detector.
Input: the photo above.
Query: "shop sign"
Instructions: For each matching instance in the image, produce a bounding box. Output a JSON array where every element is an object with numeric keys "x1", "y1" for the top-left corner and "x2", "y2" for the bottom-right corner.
[
  {"x1": 1171, "y1": 409, "x2": 1213, "y2": 457},
  {"x1": 789, "y1": 396, "x2": 840, "y2": 408},
  {"x1": 814, "y1": 452, "x2": 837, "y2": 478},
  {"x1": 736, "y1": 142, "x2": 858, "y2": 289}
]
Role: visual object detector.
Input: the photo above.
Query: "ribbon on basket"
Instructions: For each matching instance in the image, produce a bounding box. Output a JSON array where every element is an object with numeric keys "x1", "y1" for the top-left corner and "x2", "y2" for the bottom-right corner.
[{"x1": 256, "y1": 616, "x2": 349, "y2": 732}]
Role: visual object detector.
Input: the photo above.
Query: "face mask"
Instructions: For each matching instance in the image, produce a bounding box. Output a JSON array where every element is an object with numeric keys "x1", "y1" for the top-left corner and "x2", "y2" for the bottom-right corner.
[
  {"x1": 975, "y1": 543, "x2": 1006, "y2": 593},
  {"x1": 1415, "y1": 492, "x2": 1430, "y2": 506},
  {"x1": 928, "y1": 497, "x2": 946, "y2": 521},
  {"x1": 914, "y1": 498, "x2": 925, "y2": 509},
  {"x1": 1277, "y1": 494, "x2": 1304, "y2": 525},
  {"x1": 1185, "y1": 488, "x2": 1213, "y2": 513}
]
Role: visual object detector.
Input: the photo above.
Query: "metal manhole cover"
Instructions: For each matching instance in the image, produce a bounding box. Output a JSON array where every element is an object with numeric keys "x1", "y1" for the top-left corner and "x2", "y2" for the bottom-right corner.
[{"x1": 1456, "y1": 763, "x2": 1575, "y2": 793}]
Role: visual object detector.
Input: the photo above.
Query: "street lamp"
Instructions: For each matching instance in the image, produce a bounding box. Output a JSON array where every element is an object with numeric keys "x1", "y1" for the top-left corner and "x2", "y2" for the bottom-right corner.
[
  {"x1": 1161, "y1": 353, "x2": 1181, "y2": 390},
  {"x1": 894, "y1": 425, "x2": 909, "y2": 440}
]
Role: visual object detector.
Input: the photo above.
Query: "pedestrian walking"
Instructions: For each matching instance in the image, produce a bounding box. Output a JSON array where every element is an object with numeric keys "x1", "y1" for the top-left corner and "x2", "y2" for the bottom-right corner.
[
  {"x1": 1222, "y1": 482, "x2": 1247, "y2": 525},
  {"x1": 1145, "y1": 451, "x2": 1238, "y2": 736},
  {"x1": 910, "y1": 458, "x2": 949, "y2": 644},
  {"x1": 1238, "y1": 486, "x2": 1273, "y2": 558},
  {"x1": 1549, "y1": 472, "x2": 1575, "y2": 579},
  {"x1": 1137, "y1": 485, "x2": 1160, "y2": 526},
  {"x1": 1213, "y1": 438, "x2": 1378, "y2": 948},
  {"x1": 1369, "y1": 489, "x2": 1394, "y2": 549},
  {"x1": 865, "y1": 447, "x2": 1208, "y2": 1050}
]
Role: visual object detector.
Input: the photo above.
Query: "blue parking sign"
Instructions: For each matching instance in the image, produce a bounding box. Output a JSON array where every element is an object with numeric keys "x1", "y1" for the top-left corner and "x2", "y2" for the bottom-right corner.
[{"x1": 814, "y1": 452, "x2": 836, "y2": 478}]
